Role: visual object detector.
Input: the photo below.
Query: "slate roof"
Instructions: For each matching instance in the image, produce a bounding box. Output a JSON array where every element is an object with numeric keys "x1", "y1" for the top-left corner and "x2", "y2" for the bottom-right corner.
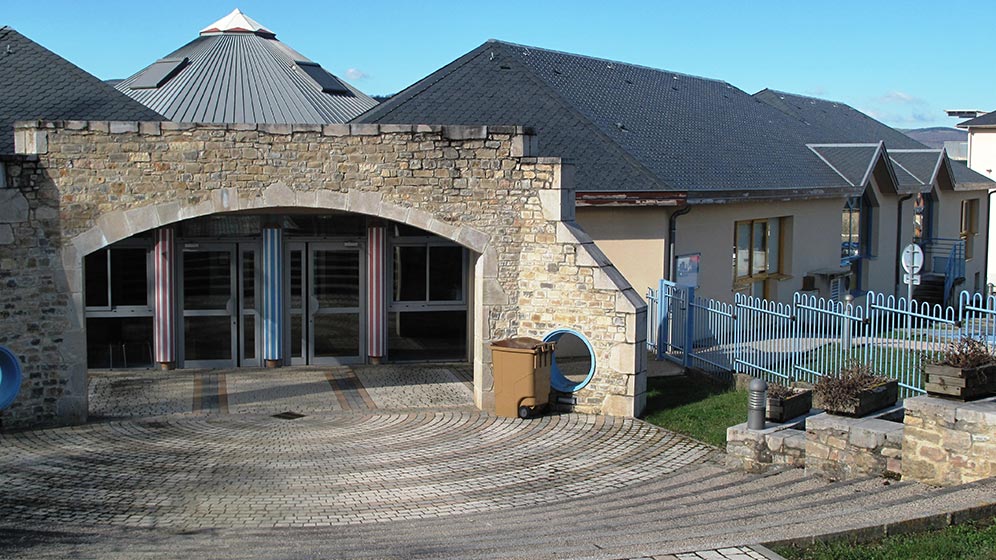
[
  {"x1": 116, "y1": 11, "x2": 377, "y2": 124},
  {"x1": 758, "y1": 90, "x2": 992, "y2": 191},
  {"x1": 957, "y1": 111, "x2": 996, "y2": 128},
  {"x1": 0, "y1": 26, "x2": 162, "y2": 154},
  {"x1": 356, "y1": 40, "x2": 850, "y2": 197}
]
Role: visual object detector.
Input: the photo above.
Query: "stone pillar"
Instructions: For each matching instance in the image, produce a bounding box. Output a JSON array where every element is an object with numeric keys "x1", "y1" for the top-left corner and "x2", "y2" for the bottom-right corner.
[
  {"x1": 153, "y1": 227, "x2": 176, "y2": 370},
  {"x1": 902, "y1": 395, "x2": 996, "y2": 486},
  {"x1": 262, "y1": 226, "x2": 283, "y2": 368},
  {"x1": 366, "y1": 221, "x2": 386, "y2": 364}
]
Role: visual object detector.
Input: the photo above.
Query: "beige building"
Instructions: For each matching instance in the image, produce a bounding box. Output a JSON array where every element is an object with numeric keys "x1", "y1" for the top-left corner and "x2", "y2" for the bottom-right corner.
[
  {"x1": 955, "y1": 111, "x2": 996, "y2": 288},
  {"x1": 359, "y1": 44, "x2": 992, "y2": 306}
]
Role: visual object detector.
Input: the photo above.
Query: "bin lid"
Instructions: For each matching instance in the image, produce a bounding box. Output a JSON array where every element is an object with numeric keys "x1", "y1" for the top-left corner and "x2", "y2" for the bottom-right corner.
[{"x1": 490, "y1": 337, "x2": 553, "y2": 350}]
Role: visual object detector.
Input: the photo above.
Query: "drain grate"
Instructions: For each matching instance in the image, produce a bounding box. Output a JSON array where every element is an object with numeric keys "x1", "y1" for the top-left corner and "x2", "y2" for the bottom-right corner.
[{"x1": 272, "y1": 411, "x2": 306, "y2": 420}]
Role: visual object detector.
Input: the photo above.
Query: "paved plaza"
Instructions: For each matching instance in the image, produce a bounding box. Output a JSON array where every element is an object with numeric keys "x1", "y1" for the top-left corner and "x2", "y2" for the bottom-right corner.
[{"x1": 0, "y1": 364, "x2": 994, "y2": 559}]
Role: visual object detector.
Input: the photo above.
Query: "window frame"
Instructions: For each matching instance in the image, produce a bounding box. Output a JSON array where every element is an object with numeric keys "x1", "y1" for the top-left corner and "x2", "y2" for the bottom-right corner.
[
  {"x1": 960, "y1": 199, "x2": 979, "y2": 260},
  {"x1": 732, "y1": 218, "x2": 785, "y2": 294},
  {"x1": 388, "y1": 233, "x2": 468, "y2": 312},
  {"x1": 84, "y1": 239, "x2": 154, "y2": 317}
]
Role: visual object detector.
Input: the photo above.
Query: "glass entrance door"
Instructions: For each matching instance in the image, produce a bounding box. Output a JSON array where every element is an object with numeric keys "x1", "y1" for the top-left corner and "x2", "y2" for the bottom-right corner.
[
  {"x1": 181, "y1": 243, "x2": 259, "y2": 368},
  {"x1": 182, "y1": 244, "x2": 237, "y2": 368},
  {"x1": 287, "y1": 241, "x2": 364, "y2": 365}
]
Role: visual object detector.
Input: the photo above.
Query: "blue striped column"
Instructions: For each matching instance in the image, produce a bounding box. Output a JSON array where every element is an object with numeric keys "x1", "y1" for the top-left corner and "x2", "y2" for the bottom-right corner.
[
  {"x1": 367, "y1": 223, "x2": 386, "y2": 363},
  {"x1": 153, "y1": 227, "x2": 176, "y2": 369},
  {"x1": 262, "y1": 227, "x2": 284, "y2": 367}
]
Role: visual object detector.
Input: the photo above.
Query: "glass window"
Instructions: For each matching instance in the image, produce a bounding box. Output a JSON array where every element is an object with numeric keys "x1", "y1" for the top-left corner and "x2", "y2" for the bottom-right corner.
[
  {"x1": 85, "y1": 250, "x2": 109, "y2": 308},
  {"x1": 85, "y1": 247, "x2": 149, "y2": 309},
  {"x1": 841, "y1": 197, "x2": 861, "y2": 262},
  {"x1": 735, "y1": 222, "x2": 751, "y2": 278},
  {"x1": 429, "y1": 246, "x2": 464, "y2": 301},
  {"x1": 394, "y1": 246, "x2": 428, "y2": 301},
  {"x1": 961, "y1": 199, "x2": 980, "y2": 259},
  {"x1": 734, "y1": 219, "x2": 779, "y2": 280}
]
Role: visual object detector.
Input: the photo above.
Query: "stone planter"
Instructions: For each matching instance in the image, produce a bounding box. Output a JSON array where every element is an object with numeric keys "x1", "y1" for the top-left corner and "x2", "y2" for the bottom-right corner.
[
  {"x1": 924, "y1": 363, "x2": 996, "y2": 401},
  {"x1": 813, "y1": 379, "x2": 899, "y2": 418},
  {"x1": 767, "y1": 389, "x2": 813, "y2": 423}
]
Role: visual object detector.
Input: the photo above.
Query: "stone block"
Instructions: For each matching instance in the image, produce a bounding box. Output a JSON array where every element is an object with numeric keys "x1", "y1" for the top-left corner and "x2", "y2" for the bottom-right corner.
[
  {"x1": 349, "y1": 124, "x2": 380, "y2": 136},
  {"x1": 443, "y1": 125, "x2": 487, "y2": 140},
  {"x1": 379, "y1": 124, "x2": 414, "y2": 134},
  {"x1": 601, "y1": 393, "x2": 635, "y2": 417},
  {"x1": 123, "y1": 204, "x2": 162, "y2": 234},
  {"x1": 263, "y1": 182, "x2": 297, "y2": 207},
  {"x1": 259, "y1": 124, "x2": 292, "y2": 135},
  {"x1": 315, "y1": 190, "x2": 348, "y2": 211},
  {"x1": 14, "y1": 128, "x2": 47, "y2": 154},
  {"x1": 0, "y1": 190, "x2": 29, "y2": 223},
  {"x1": 0, "y1": 224, "x2": 13, "y2": 245},
  {"x1": 109, "y1": 121, "x2": 139, "y2": 134},
  {"x1": 322, "y1": 124, "x2": 351, "y2": 137},
  {"x1": 138, "y1": 121, "x2": 161, "y2": 136},
  {"x1": 455, "y1": 226, "x2": 489, "y2": 253},
  {"x1": 510, "y1": 132, "x2": 538, "y2": 157}
]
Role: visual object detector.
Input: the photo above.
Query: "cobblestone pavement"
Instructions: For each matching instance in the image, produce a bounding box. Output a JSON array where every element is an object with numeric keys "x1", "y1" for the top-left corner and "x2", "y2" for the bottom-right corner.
[
  {"x1": 88, "y1": 364, "x2": 476, "y2": 419},
  {"x1": 0, "y1": 411, "x2": 712, "y2": 530},
  {"x1": 5, "y1": 365, "x2": 991, "y2": 559}
]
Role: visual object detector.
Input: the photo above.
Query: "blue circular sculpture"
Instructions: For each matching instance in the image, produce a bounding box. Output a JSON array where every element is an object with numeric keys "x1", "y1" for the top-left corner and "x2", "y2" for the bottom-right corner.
[
  {"x1": 0, "y1": 346, "x2": 23, "y2": 410},
  {"x1": 543, "y1": 329, "x2": 596, "y2": 393}
]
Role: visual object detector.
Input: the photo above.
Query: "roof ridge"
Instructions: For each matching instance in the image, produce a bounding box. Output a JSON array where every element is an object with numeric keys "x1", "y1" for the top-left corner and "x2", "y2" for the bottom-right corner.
[
  {"x1": 352, "y1": 42, "x2": 494, "y2": 122},
  {"x1": 759, "y1": 88, "x2": 853, "y2": 109},
  {"x1": 493, "y1": 41, "x2": 676, "y2": 192},
  {"x1": 489, "y1": 39, "x2": 734, "y2": 88}
]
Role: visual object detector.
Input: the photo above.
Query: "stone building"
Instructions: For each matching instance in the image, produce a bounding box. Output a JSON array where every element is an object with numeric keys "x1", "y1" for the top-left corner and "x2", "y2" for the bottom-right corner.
[{"x1": 2, "y1": 120, "x2": 645, "y2": 429}]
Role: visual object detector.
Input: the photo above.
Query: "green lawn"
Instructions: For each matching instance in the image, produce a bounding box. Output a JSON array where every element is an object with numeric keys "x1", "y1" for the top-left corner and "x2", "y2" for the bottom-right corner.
[
  {"x1": 641, "y1": 374, "x2": 747, "y2": 447},
  {"x1": 773, "y1": 519, "x2": 996, "y2": 560}
]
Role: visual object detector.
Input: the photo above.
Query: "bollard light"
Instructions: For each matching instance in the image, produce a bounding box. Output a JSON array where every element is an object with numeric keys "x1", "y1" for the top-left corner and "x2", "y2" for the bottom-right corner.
[{"x1": 747, "y1": 377, "x2": 767, "y2": 430}]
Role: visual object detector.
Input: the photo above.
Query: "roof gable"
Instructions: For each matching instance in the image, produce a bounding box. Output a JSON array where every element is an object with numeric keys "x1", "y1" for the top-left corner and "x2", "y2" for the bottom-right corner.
[{"x1": 0, "y1": 26, "x2": 162, "y2": 153}]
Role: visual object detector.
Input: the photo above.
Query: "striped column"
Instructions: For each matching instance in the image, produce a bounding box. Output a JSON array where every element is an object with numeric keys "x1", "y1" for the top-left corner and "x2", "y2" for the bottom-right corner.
[
  {"x1": 153, "y1": 227, "x2": 176, "y2": 370},
  {"x1": 262, "y1": 227, "x2": 284, "y2": 368},
  {"x1": 367, "y1": 223, "x2": 386, "y2": 363}
]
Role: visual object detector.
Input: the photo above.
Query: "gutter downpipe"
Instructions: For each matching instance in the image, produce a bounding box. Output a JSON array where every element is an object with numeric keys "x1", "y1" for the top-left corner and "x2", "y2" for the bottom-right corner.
[
  {"x1": 667, "y1": 206, "x2": 692, "y2": 281},
  {"x1": 895, "y1": 193, "x2": 914, "y2": 290}
]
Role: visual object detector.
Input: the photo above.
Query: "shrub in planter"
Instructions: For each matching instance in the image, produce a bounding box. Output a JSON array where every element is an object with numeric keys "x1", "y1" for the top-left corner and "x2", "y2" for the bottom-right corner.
[
  {"x1": 813, "y1": 360, "x2": 898, "y2": 417},
  {"x1": 766, "y1": 383, "x2": 813, "y2": 423},
  {"x1": 925, "y1": 337, "x2": 996, "y2": 401}
]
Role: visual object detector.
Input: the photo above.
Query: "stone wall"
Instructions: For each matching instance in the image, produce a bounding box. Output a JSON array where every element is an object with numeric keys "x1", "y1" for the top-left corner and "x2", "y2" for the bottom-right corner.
[
  {"x1": 0, "y1": 121, "x2": 646, "y2": 429},
  {"x1": 727, "y1": 422, "x2": 806, "y2": 473},
  {"x1": 806, "y1": 413, "x2": 904, "y2": 480},
  {"x1": 902, "y1": 395, "x2": 996, "y2": 486}
]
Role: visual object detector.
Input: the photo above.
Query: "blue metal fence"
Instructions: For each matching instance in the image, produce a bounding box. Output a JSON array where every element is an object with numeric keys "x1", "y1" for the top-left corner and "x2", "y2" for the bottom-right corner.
[{"x1": 646, "y1": 283, "x2": 994, "y2": 397}]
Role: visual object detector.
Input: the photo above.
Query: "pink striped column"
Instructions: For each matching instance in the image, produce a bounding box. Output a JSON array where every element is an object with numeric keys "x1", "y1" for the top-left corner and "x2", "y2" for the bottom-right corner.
[
  {"x1": 153, "y1": 227, "x2": 176, "y2": 370},
  {"x1": 366, "y1": 223, "x2": 386, "y2": 364}
]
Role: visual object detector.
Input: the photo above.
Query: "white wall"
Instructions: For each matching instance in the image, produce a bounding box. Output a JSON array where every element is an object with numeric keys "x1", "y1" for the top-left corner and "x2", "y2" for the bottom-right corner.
[{"x1": 966, "y1": 129, "x2": 996, "y2": 287}]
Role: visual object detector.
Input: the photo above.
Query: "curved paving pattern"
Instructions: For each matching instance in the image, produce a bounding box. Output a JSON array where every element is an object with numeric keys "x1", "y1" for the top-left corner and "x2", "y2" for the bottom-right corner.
[{"x1": 0, "y1": 412, "x2": 712, "y2": 529}]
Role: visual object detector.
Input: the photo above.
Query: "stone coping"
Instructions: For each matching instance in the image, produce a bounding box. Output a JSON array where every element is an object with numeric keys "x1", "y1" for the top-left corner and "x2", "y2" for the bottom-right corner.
[
  {"x1": 12, "y1": 120, "x2": 536, "y2": 139},
  {"x1": 905, "y1": 393, "x2": 996, "y2": 423}
]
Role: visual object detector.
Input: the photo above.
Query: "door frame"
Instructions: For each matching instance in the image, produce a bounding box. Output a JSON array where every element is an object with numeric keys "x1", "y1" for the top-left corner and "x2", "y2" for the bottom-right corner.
[
  {"x1": 286, "y1": 239, "x2": 366, "y2": 366},
  {"x1": 178, "y1": 241, "x2": 239, "y2": 368}
]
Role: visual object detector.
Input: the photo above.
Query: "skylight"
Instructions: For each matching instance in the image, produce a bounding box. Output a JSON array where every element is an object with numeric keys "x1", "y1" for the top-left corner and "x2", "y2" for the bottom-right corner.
[
  {"x1": 294, "y1": 62, "x2": 352, "y2": 95},
  {"x1": 130, "y1": 58, "x2": 189, "y2": 89}
]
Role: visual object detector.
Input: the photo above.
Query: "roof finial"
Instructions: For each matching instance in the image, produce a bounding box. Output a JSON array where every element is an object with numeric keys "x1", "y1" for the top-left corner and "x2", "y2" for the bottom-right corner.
[{"x1": 200, "y1": 8, "x2": 275, "y2": 38}]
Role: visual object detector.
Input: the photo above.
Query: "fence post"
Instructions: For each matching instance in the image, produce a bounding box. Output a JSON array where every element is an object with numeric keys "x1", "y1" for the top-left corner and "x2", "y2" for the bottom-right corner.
[
  {"x1": 657, "y1": 278, "x2": 667, "y2": 360},
  {"x1": 683, "y1": 286, "x2": 695, "y2": 368},
  {"x1": 842, "y1": 293, "x2": 854, "y2": 351}
]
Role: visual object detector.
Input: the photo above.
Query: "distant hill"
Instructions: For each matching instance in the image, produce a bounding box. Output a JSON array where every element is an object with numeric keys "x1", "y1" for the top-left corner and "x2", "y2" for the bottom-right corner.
[{"x1": 901, "y1": 127, "x2": 967, "y2": 149}]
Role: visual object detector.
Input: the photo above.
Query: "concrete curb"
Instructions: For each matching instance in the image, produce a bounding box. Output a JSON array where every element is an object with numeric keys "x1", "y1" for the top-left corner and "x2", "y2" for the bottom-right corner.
[{"x1": 764, "y1": 487, "x2": 996, "y2": 550}]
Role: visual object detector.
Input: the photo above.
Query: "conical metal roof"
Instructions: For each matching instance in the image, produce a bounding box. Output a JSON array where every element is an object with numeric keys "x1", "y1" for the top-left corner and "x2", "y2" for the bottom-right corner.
[{"x1": 116, "y1": 10, "x2": 376, "y2": 124}]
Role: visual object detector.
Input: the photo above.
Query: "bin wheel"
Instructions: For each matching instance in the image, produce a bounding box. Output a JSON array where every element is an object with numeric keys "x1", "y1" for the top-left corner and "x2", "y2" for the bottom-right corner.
[{"x1": 518, "y1": 406, "x2": 531, "y2": 419}]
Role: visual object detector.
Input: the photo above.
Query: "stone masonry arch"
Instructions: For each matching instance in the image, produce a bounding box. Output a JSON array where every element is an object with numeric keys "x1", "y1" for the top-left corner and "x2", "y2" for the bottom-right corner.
[{"x1": 2, "y1": 121, "x2": 646, "y2": 429}]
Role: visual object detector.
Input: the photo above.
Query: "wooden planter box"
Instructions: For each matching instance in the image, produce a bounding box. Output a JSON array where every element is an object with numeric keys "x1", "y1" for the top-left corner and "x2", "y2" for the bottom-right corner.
[
  {"x1": 925, "y1": 363, "x2": 996, "y2": 401},
  {"x1": 767, "y1": 389, "x2": 813, "y2": 423},
  {"x1": 814, "y1": 379, "x2": 899, "y2": 418}
]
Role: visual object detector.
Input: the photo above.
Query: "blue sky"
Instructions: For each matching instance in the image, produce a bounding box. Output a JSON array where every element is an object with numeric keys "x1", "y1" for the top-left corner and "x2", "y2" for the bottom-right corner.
[{"x1": 5, "y1": 1, "x2": 992, "y2": 129}]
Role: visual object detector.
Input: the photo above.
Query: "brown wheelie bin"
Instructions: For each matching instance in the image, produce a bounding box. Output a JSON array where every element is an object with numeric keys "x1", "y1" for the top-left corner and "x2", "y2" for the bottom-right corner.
[{"x1": 491, "y1": 337, "x2": 555, "y2": 419}]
